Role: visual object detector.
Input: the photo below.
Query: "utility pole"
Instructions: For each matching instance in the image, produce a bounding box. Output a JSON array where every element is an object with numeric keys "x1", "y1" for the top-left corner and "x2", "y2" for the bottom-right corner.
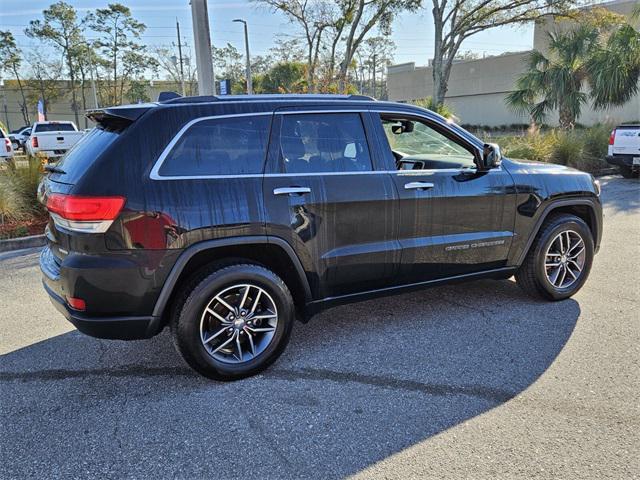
[
  {"x1": 190, "y1": 0, "x2": 215, "y2": 96},
  {"x1": 176, "y1": 19, "x2": 186, "y2": 96},
  {"x1": 233, "y1": 19, "x2": 252, "y2": 95}
]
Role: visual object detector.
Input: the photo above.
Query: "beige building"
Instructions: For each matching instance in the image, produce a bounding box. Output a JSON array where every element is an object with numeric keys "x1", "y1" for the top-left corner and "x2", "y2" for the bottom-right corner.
[
  {"x1": 0, "y1": 80, "x2": 184, "y2": 133},
  {"x1": 387, "y1": 0, "x2": 640, "y2": 127}
]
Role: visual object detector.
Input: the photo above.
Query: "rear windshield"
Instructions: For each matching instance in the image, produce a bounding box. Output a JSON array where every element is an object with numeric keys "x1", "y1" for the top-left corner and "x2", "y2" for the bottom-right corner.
[
  {"x1": 34, "y1": 123, "x2": 76, "y2": 133},
  {"x1": 53, "y1": 128, "x2": 119, "y2": 184},
  {"x1": 0, "y1": 129, "x2": 6, "y2": 138}
]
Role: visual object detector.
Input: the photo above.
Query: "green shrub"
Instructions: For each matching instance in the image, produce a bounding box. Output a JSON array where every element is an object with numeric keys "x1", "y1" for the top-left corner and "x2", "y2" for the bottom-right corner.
[
  {"x1": 501, "y1": 132, "x2": 557, "y2": 163},
  {"x1": 0, "y1": 174, "x2": 31, "y2": 223},
  {"x1": 551, "y1": 131, "x2": 584, "y2": 167},
  {"x1": 14, "y1": 158, "x2": 44, "y2": 213},
  {"x1": 497, "y1": 125, "x2": 612, "y2": 173},
  {"x1": 0, "y1": 159, "x2": 43, "y2": 224}
]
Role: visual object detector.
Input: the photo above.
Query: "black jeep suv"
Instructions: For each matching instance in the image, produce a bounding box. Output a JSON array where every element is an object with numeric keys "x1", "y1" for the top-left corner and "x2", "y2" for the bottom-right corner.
[{"x1": 39, "y1": 94, "x2": 602, "y2": 380}]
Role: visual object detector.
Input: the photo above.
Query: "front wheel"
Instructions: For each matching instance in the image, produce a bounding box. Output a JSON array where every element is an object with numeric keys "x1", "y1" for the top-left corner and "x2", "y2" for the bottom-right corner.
[
  {"x1": 515, "y1": 214, "x2": 594, "y2": 301},
  {"x1": 171, "y1": 263, "x2": 295, "y2": 380}
]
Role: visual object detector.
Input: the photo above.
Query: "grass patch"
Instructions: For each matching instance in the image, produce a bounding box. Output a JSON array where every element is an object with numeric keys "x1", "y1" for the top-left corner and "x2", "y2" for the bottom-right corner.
[{"x1": 0, "y1": 158, "x2": 46, "y2": 239}]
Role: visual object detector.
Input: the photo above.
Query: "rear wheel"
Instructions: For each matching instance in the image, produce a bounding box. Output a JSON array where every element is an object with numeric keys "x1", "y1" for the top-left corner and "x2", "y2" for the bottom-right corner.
[
  {"x1": 620, "y1": 166, "x2": 639, "y2": 179},
  {"x1": 515, "y1": 214, "x2": 594, "y2": 301},
  {"x1": 171, "y1": 263, "x2": 294, "y2": 380}
]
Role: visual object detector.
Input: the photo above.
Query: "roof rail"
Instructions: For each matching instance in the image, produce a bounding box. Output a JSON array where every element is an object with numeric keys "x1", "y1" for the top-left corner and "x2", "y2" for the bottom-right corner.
[{"x1": 160, "y1": 93, "x2": 376, "y2": 105}]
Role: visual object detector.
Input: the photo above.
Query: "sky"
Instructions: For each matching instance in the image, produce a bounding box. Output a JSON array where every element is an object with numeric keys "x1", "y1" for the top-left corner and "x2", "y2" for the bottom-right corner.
[{"x1": 0, "y1": 0, "x2": 536, "y2": 72}]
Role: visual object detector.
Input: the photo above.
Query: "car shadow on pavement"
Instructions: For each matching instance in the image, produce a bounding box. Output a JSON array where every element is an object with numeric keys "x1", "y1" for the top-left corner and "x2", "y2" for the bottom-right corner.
[{"x1": 1, "y1": 278, "x2": 579, "y2": 479}]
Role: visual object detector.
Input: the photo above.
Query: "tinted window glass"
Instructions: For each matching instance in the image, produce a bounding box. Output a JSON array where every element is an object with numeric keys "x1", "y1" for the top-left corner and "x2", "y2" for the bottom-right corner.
[
  {"x1": 159, "y1": 115, "x2": 270, "y2": 176},
  {"x1": 34, "y1": 123, "x2": 77, "y2": 132},
  {"x1": 55, "y1": 128, "x2": 119, "y2": 184},
  {"x1": 280, "y1": 113, "x2": 372, "y2": 173}
]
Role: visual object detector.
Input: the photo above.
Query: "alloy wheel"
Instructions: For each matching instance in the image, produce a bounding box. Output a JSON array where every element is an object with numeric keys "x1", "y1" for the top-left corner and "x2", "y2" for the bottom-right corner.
[
  {"x1": 199, "y1": 283, "x2": 278, "y2": 364},
  {"x1": 544, "y1": 230, "x2": 586, "y2": 289}
]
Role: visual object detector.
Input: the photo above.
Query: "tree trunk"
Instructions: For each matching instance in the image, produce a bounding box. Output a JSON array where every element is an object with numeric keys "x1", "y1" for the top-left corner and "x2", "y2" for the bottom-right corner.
[
  {"x1": 431, "y1": 3, "x2": 443, "y2": 105},
  {"x1": 12, "y1": 65, "x2": 30, "y2": 125},
  {"x1": 558, "y1": 102, "x2": 575, "y2": 130}
]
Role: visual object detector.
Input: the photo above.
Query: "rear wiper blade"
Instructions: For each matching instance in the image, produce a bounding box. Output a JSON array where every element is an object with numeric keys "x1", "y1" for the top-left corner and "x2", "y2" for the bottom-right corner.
[{"x1": 44, "y1": 165, "x2": 66, "y2": 174}]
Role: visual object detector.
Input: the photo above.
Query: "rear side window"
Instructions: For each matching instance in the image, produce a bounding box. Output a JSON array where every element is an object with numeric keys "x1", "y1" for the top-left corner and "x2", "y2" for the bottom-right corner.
[
  {"x1": 158, "y1": 115, "x2": 271, "y2": 177},
  {"x1": 54, "y1": 128, "x2": 119, "y2": 184},
  {"x1": 34, "y1": 123, "x2": 76, "y2": 132},
  {"x1": 279, "y1": 113, "x2": 372, "y2": 173}
]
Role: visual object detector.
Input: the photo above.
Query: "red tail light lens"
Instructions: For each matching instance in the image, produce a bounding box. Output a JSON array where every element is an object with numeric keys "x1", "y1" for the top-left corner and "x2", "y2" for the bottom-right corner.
[
  {"x1": 4, "y1": 138, "x2": 10, "y2": 152},
  {"x1": 66, "y1": 297, "x2": 86, "y2": 311},
  {"x1": 608, "y1": 129, "x2": 616, "y2": 145},
  {"x1": 32, "y1": 136, "x2": 39, "y2": 148},
  {"x1": 46, "y1": 194, "x2": 126, "y2": 221}
]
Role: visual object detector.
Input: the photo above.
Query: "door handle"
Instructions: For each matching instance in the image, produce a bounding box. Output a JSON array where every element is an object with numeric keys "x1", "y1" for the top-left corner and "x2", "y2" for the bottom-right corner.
[
  {"x1": 273, "y1": 187, "x2": 311, "y2": 196},
  {"x1": 404, "y1": 182, "x2": 434, "y2": 190}
]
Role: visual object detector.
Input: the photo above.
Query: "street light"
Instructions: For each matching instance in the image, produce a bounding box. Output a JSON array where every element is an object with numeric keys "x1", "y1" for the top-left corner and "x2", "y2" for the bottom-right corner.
[{"x1": 233, "y1": 18, "x2": 253, "y2": 95}]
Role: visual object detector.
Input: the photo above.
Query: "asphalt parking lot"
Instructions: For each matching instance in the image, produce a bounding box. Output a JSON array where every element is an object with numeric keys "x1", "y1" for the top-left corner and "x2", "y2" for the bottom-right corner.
[{"x1": 1, "y1": 176, "x2": 638, "y2": 479}]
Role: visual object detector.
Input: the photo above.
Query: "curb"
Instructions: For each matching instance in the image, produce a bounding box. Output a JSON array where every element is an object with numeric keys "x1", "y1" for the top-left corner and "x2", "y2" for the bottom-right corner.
[{"x1": 0, "y1": 234, "x2": 46, "y2": 253}]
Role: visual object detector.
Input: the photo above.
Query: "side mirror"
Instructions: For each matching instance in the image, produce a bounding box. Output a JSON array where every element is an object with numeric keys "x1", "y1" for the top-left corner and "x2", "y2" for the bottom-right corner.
[{"x1": 481, "y1": 143, "x2": 502, "y2": 170}]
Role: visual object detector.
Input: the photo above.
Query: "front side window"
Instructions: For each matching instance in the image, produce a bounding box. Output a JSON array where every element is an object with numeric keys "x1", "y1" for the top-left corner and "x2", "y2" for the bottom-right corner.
[
  {"x1": 280, "y1": 113, "x2": 372, "y2": 173},
  {"x1": 159, "y1": 115, "x2": 271, "y2": 176},
  {"x1": 381, "y1": 116, "x2": 476, "y2": 170}
]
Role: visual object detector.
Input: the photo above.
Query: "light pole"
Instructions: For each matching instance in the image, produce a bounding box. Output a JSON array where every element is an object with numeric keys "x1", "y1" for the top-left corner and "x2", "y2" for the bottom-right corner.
[{"x1": 233, "y1": 19, "x2": 253, "y2": 95}]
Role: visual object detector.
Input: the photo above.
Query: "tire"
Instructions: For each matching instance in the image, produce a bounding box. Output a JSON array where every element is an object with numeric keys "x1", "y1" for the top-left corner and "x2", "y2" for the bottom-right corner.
[
  {"x1": 171, "y1": 263, "x2": 295, "y2": 380},
  {"x1": 515, "y1": 213, "x2": 594, "y2": 301},
  {"x1": 620, "y1": 166, "x2": 639, "y2": 179}
]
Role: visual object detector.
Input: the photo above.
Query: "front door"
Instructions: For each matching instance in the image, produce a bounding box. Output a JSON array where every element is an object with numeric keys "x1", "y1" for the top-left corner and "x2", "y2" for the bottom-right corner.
[
  {"x1": 370, "y1": 111, "x2": 516, "y2": 282},
  {"x1": 263, "y1": 110, "x2": 400, "y2": 299}
]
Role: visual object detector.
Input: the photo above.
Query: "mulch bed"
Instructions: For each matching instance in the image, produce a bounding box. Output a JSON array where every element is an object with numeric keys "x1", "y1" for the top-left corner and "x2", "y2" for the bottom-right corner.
[{"x1": 0, "y1": 214, "x2": 48, "y2": 240}]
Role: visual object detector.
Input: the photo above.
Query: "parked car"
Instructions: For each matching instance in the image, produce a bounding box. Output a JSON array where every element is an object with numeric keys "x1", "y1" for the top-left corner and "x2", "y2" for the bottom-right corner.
[
  {"x1": 39, "y1": 94, "x2": 603, "y2": 380},
  {"x1": 606, "y1": 125, "x2": 640, "y2": 178},
  {"x1": 0, "y1": 127, "x2": 15, "y2": 164},
  {"x1": 26, "y1": 121, "x2": 84, "y2": 161},
  {"x1": 8, "y1": 126, "x2": 31, "y2": 150}
]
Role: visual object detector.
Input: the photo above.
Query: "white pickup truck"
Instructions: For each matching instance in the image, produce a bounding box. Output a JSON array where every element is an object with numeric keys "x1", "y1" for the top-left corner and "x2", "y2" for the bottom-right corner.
[
  {"x1": 26, "y1": 121, "x2": 85, "y2": 161},
  {"x1": 607, "y1": 125, "x2": 640, "y2": 178}
]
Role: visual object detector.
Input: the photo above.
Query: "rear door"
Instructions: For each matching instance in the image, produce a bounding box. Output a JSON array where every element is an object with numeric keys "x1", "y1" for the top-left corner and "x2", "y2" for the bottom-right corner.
[
  {"x1": 370, "y1": 110, "x2": 516, "y2": 281},
  {"x1": 263, "y1": 109, "x2": 400, "y2": 299}
]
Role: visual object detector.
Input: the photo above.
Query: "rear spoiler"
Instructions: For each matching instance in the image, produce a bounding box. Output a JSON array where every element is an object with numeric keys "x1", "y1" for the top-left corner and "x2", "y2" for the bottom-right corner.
[{"x1": 86, "y1": 104, "x2": 155, "y2": 129}]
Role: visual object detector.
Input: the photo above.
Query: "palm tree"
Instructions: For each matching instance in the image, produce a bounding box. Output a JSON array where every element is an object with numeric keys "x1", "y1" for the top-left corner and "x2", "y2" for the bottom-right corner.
[{"x1": 506, "y1": 16, "x2": 640, "y2": 130}]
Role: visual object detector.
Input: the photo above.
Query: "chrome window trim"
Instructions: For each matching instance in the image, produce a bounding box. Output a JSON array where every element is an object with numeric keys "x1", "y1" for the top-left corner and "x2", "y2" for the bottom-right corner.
[{"x1": 149, "y1": 107, "x2": 494, "y2": 181}]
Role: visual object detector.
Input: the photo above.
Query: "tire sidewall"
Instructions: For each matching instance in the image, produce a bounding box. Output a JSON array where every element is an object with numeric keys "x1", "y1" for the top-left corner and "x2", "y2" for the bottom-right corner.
[
  {"x1": 533, "y1": 218, "x2": 594, "y2": 300},
  {"x1": 177, "y1": 265, "x2": 294, "y2": 379}
]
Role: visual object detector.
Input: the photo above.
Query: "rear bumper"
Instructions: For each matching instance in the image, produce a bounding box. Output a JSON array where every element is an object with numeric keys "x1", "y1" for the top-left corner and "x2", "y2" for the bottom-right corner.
[
  {"x1": 606, "y1": 155, "x2": 640, "y2": 169},
  {"x1": 40, "y1": 247, "x2": 164, "y2": 340},
  {"x1": 43, "y1": 281, "x2": 160, "y2": 339}
]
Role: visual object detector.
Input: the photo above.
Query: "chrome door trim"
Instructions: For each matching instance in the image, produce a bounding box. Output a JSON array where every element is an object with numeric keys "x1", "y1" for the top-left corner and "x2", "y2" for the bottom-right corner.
[
  {"x1": 273, "y1": 186, "x2": 312, "y2": 196},
  {"x1": 404, "y1": 181, "x2": 435, "y2": 190}
]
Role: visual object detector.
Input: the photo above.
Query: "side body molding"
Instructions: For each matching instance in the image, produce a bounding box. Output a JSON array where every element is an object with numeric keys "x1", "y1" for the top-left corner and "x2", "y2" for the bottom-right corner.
[{"x1": 152, "y1": 235, "x2": 313, "y2": 318}]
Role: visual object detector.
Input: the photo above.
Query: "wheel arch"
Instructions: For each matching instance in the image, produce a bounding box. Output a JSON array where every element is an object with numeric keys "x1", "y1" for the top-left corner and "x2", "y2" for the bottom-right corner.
[
  {"x1": 515, "y1": 197, "x2": 602, "y2": 266},
  {"x1": 153, "y1": 236, "x2": 312, "y2": 322}
]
